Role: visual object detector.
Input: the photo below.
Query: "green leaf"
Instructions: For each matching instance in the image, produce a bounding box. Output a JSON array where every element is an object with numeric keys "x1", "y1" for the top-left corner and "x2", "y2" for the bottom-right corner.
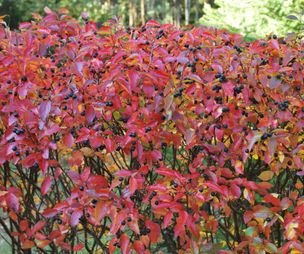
[
  {"x1": 264, "y1": 242, "x2": 278, "y2": 253},
  {"x1": 244, "y1": 226, "x2": 256, "y2": 237}
]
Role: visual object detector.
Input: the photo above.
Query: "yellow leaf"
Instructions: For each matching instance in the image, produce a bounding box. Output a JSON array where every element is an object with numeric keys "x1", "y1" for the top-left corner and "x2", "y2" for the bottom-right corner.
[
  {"x1": 264, "y1": 242, "x2": 277, "y2": 254},
  {"x1": 54, "y1": 116, "x2": 61, "y2": 124},
  {"x1": 258, "y1": 171, "x2": 274, "y2": 181},
  {"x1": 286, "y1": 222, "x2": 298, "y2": 240},
  {"x1": 243, "y1": 188, "x2": 254, "y2": 204},
  {"x1": 278, "y1": 152, "x2": 285, "y2": 163},
  {"x1": 164, "y1": 95, "x2": 173, "y2": 113},
  {"x1": 70, "y1": 165, "x2": 78, "y2": 171},
  {"x1": 95, "y1": 151, "x2": 106, "y2": 160},
  {"x1": 274, "y1": 212, "x2": 284, "y2": 223},
  {"x1": 78, "y1": 103, "x2": 84, "y2": 112},
  {"x1": 291, "y1": 250, "x2": 303, "y2": 254},
  {"x1": 80, "y1": 147, "x2": 95, "y2": 157},
  {"x1": 0, "y1": 15, "x2": 7, "y2": 24},
  {"x1": 113, "y1": 111, "x2": 121, "y2": 120},
  {"x1": 298, "y1": 149, "x2": 304, "y2": 159}
]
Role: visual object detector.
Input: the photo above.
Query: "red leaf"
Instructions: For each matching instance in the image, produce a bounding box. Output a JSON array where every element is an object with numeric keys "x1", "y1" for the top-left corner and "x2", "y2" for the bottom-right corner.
[
  {"x1": 230, "y1": 183, "x2": 241, "y2": 198},
  {"x1": 94, "y1": 202, "x2": 110, "y2": 222},
  {"x1": 270, "y1": 39, "x2": 280, "y2": 50},
  {"x1": 129, "y1": 177, "x2": 138, "y2": 195},
  {"x1": 243, "y1": 210, "x2": 253, "y2": 224},
  {"x1": 22, "y1": 240, "x2": 35, "y2": 249},
  {"x1": 184, "y1": 128, "x2": 195, "y2": 145},
  {"x1": 296, "y1": 170, "x2": 304, "y2": 176},
  {"x1": 155, "y1": 167, "x2": 184, "y2": 181},
  {"x1": 127, "y1": 69, "x2": 139, "y2": 92},
  {"x1": 89, "y1": 135, "x2": 103, "y2": 149},
  {"x1": 269, "y1": 77, "x2": 281, "y2": 89},
  {"x1": 119, "y1": 234, "x2": 130, "y2": 254},
  {"x1": 146, "y1": 220, "x2": 161, "y2": 243},
  {"x1": 70, "y1": 210, "x2": 82, "y2": 227},
  {"x1": 41, "y1": 176, "x2": 52, "y2": 196},
  {"x1": 75, "y1": 62, "x2": 83, "y2": 76},
  {"x1": 115, "y1": 170, "x2": 133, "y2": 177},
  {"x1": 128, "y1": 219, "x2": 140, "y2": 235},
  {"x1": 145, "y1": 20, "x2": 160, "y2": 27},
  {"x1": 151, "y1": 150, "x2": 162, "y2": 161},
  {"x1": 39, "y1": 101, "x2": 51, "y2": 121},
  {"x1": 6, "y1": 192, "x2": 19, "y2": 212},
  {"x1": 268, "y1": 138, "x2": 277, "y2": 157},
  {"x1": 31, "y1": 221, "x2": 46, "y2": 234},
  {"x1": 204, "y1": 182, "x2": 224, "y2": 195},
  {"x1": 163, "y1": 211, "x2": 173, "y2": 228},
  {"x1": 20, "y1": 220, "x2": 29, "y2": 231},
  {"x1": 263, "y1": 194, "x2": 280, "y2": 207},
  {"x1": 105, "y1": 138, "x2": 115, "y2": 153},
  {"x1": 109, "y1": 238, "x2": 116, "y2": 254},
  {"x1": 80, "y1": 167, "x2": 90, "y2": 182},
  {"x1": 174, "y1": 211, "x2": 188, "y2": 238},
  {"x1": 42, "y1": 208, "x2": 59, "y2": 218},
  {"x1": 73, "y1": 243, "x2": 84, "y2": 251},
  {"x1": 280, "y1": 197, "x2": 292, "y2": 210},
  {"x1": 133, "y1": 240, "x2": 145, "y2": 254},
  {"x1": 63, "y1": 133, "x2": 74, "y2": 148},
  {"x1": 177, "y1": 53, "x2": 189, "y2": 64},
  {"x1": 253, "y1": 205, "x2": 272, "y2": 219},
  {"x1": 85, "y1": 105, "x2": 96, "y2": 124}
]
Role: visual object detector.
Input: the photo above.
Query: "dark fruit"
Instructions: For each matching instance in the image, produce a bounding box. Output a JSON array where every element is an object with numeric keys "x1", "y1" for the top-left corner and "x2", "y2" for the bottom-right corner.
[
  {"x1": 21, "y1": 76, "x2": 27, "y2": 82},
  {"x1": 145, "y1": 127, "x2": 151, "y2": 133},
  {"x1": 129, "y1": 132, "x2": 137, "y2": 138},
  {"x1": 105, "y1": 101, "x2": 113, "y2": 107},
  {"x1": 261, "y1": 133, "x2": 268, "y2": 140}
]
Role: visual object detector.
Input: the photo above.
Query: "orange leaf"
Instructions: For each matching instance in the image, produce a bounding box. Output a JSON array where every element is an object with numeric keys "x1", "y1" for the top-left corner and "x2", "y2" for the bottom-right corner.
[
  {"x1": 258, "y1": 171, "x2": 274, "y2": 181},
  {"x1": 119, "y1": 234, "x2": 130, "y2": 254}
]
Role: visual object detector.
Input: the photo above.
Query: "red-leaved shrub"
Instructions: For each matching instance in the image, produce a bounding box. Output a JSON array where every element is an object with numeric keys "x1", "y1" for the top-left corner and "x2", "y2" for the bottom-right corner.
[{"x1": 0, "y1": 8, "x2": 304, "y2": 254}]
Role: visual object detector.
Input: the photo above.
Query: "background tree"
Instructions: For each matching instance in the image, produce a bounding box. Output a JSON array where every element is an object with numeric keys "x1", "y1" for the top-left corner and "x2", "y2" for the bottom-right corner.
[
  {"x1": 0, "y1": 0, "x2": 216, "y2": 29},
  {"x1": 201, "y1": 0, "x2": 304, "y2": 40}
]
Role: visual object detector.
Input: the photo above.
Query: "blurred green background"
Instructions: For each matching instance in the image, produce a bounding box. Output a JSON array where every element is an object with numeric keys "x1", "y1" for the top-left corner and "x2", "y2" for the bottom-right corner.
[{"x1": 0, "y1": 0, "x2": 303, "y2": 40}]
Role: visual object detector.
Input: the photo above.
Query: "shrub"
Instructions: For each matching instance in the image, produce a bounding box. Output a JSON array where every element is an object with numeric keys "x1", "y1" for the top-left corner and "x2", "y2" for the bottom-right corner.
[{"x1": 0, "y1": 8, "x2": 303, "y2": 254}]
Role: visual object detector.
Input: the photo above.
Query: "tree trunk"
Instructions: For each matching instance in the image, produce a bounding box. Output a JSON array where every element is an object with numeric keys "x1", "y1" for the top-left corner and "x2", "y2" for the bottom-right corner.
[
  {"x1": 171, "y1": 0, "x2": 174, "y2": 25},
  {"x1": 184, "y1": 0, "x2": 191, "y2": 25},
  {"x1": 133, "y1": 0, "x2": 138, "y2": 26},
  {"x1": 172, "y1": 0, "x2": 181, "y2": 27},
  {"x1": 129, "y1": 1, "x2": 133, "y2": 27},
  {"x1": 140, "y1": 0, "x2": 145, "y2": 25},
  {"x1": 194, "y1": 0, "x2": 199, "y2": 23},
  {"x1": 108, "y1": 0, "x2": 113, "y2": 17},
  {"x1": 129, "y1": 0, "x2": 137, "y2": 27},
  {"x1": 149, "y1": 0, "x2": 155, "y2": 19}
]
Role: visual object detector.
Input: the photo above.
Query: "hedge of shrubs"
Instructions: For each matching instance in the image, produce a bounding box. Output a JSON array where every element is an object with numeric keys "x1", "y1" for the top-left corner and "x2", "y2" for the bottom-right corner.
[{"x1": 0, "y1": 8, "x2": 304, "y2": 254}]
